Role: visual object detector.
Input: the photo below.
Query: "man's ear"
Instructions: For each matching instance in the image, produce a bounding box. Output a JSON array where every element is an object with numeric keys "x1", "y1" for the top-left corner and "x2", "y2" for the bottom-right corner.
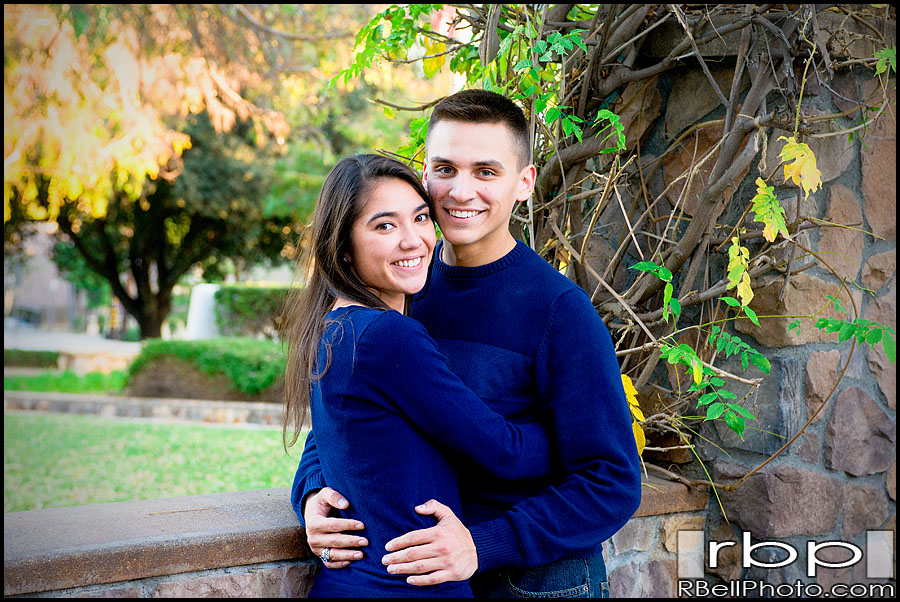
[
  {"x1": 421, "y1": 161, "x2": 429, "y2": 187},
  {"x1": 517, "y1": 164, "x2": 537, "y2": 202}
]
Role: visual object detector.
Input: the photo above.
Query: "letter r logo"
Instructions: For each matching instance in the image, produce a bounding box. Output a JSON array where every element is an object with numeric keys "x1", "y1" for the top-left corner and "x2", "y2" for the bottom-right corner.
[{"x1": 677, "y1": 530, "x2": 705, "y2": 579}]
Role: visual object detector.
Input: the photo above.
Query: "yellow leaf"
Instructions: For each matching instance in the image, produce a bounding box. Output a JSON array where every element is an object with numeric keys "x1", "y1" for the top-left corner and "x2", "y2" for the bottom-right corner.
[
  {"x1": 777, "y1": 136, "x2": 822, "y2": 200},
  {"x1": 630, "y1": 405, "x2": 646, "y2": 422},
  {"x1": 621, "y1": 374, "x2": 638, "y2": 400},
  {"x1": 737, "y1": 272, "x2": 754, "y2": 306},
  {"x1": 692, "y1": 361, "x2": 703, "y2": 385},
  {"x1": 422, "y1": 39, "x2": 446, "y2": 79},
  {"x1": 632, "y1": 421, "x2": 646, "y2": 456}
]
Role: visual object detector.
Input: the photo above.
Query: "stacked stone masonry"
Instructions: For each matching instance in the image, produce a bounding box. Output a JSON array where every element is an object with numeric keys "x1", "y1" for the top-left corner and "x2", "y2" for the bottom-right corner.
[{"x1": 3, "y1": 479, "x2": 706, "y2": 597}]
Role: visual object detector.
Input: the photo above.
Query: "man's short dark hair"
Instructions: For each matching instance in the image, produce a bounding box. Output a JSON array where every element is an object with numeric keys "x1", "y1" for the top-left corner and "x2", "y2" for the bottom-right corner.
[{"x1": 429, "y1": 89, "x2": 532, "y2": 168}]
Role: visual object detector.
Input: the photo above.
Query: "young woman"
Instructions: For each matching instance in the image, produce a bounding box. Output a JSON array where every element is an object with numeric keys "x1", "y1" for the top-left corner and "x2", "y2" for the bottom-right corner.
[{"x1": 280, "y1": 154, "x2": 550, "y2": 598}]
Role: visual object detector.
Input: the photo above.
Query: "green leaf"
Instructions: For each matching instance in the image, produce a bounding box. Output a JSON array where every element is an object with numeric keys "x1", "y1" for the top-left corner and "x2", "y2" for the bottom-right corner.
[
  {"x1": 750, "y1": 353, "x2": 771, "y2": 374},
  {"x1": 788, "y1": 319, "x2": 801, "y2": 332},
  {"x1": 657, "y1": 267, "x2": 673, "y2": 282},
  {"x1": 630, "y1": 261, "x2": 660, "y2": 272},
  {"x1": 838, "y1": 322, "x2": 856, "y2": 342},
  {"x1": 706, "y1": 402, "x2": 725, "y2": 420},
  {"x1": 743, "y1": 306, "x2": 760, "y2": 326},
  {"x1": 721, "y1": 296, "x2": 741, "y2": 307},
  {"x1": 514, "y1": 59, "x2": 533, "y2": 71},
  {"x1": 750, "y1": 177, "x2": 789, "y2": 242},
  {"x1": 827, "y1": 296, "x2": 847, "y2": 315},
  {"x1": 740, "y1": 351, "x2": 749, "y2": 371},
  {"x1": 718, "y1": 389, "x2": 738, "y2": 400},
  {"x1": 710, "y1": 377, "x2": 725, "y2": 387},
  {"x1": 545, "y1": 107, "x2": 562, "y2": 123},
  {"x1": 883, "y1": 332, "x2": 896, "y2": 363},
  {"x1": 663, "y1": 283, "x2": 673, "y2": 322},
  {"x1": 670, "y1": 297, "x2": 681, "y2": 318},
  {"x1": 726, "y1": 403, "x2": 756, "y2": 420},
  {"x1": 866, "y1": 328, "x2": 883, "y2": 345},
  {"x1": 724, "y1": 412, "x2": 746, "y2": 438},
  {"x1": 698, "y1": 392, "x2": 718, "y2": 406}
]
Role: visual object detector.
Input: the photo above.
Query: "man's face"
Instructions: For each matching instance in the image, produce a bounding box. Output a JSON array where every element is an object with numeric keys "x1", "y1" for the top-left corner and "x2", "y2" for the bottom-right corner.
[{"x1": 424, "y1": 120, "x2": 535, "y2": 266}]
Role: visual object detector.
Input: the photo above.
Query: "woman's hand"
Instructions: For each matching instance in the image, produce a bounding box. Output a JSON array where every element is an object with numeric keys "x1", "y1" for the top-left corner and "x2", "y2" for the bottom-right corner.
[
  {"x1": 303, "y1": 487, "x2": 368, "y2": 569},
  {"x1": 381, "y1": 499, "x2": 478, "y2": 585}
]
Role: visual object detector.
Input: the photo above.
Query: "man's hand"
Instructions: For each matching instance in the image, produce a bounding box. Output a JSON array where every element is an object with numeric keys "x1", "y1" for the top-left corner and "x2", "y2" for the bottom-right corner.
[
  {"x1": 303, "y1": 487, "x2": 368, "y2": 569},
  {"x1": 381, "y1": 499, "x2": 478, "y2": 586}
]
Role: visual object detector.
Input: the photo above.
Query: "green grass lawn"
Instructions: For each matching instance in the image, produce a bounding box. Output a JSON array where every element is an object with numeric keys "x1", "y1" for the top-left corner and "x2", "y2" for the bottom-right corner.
[
  {"x1": 3, "y1": 370, "x2": 128, "y2": 394},
  {"x1": 3, "y1": 412, "x2": 306, "y2": 513}
]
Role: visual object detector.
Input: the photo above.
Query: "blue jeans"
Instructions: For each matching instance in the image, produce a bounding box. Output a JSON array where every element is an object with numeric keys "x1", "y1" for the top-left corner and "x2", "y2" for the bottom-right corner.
[{"x1": 469, "y1": 554, "x2": 609, "y2": 598}]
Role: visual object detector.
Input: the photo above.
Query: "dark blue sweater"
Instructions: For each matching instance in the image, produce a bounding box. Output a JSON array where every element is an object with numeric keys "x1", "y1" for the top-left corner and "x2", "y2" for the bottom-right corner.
[
  {"x1": 294, "y1": 240, "x2": 641, "y2": 576},
  {"x1": 297, "y1": 306, "x2": 552, "y2": 598}
]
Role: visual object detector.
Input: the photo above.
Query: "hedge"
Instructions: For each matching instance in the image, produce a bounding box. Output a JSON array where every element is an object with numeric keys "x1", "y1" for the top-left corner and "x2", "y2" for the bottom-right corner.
[
  {"x1": 127, "y1": 338, "x2": 285, "y2": 395},
  {"x1": 213, "y1": 284, "x2": 297, "y2": 338},
  {"x1": 4, "y1": 349, "x2": 61, "y2": 368}
]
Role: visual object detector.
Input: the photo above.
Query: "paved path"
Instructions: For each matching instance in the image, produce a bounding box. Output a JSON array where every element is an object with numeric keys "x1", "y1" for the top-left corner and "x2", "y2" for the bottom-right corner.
[
  {"x1": 4, "y1": 391, "x2": 283, "y2": 429},
  {"x1": 4, "y1": 328, "x2": 142, "y2": 356}
]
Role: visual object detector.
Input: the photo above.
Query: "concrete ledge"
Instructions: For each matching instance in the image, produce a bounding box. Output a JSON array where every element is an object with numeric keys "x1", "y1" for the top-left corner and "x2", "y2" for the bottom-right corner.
[
  {"x1": 4, "y1": 476, "x2": 706, "y2": 596},
  {"x1": 4, "y1": 488, "x2": 310, "y2": 596}
]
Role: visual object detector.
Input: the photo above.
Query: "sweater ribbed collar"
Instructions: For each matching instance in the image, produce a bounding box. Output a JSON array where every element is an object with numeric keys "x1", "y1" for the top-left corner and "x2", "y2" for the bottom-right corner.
[{"x1": 432, "y1": 239, "x2": 527, "y2": 279}]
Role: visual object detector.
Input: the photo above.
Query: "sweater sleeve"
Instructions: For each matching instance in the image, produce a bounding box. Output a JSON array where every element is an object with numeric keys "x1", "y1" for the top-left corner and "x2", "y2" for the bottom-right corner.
[
  {"x1": 290, "y1": 428, "x2": 326, "y2": 528},
  {"x1": 355, "y1": 312, "x2": 551, "y2": 480},
  {"x1": 469, "y1": 289, "x2": 642, "y2": 571}
]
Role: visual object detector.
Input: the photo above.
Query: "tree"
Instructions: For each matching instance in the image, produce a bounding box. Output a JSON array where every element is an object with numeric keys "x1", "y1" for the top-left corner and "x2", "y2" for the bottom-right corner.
[
  {"x1": 5, "y1": 4, "x2": 431, "y2": 338},
  {"x1": 4, "y1": 4, "x2": 366, "y2": 229},
  {"x1": 49, "y1": 111, "x2": 295, "y2": 339}
]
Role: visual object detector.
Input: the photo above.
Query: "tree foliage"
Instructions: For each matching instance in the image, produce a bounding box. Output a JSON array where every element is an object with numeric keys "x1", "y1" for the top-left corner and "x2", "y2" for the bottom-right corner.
[
  {"x1": 5, "y1": 4, "x2": 425, "y2": 338},
  {"x1": 50, "y1": 111, "x2": 294, "y2": 338}
]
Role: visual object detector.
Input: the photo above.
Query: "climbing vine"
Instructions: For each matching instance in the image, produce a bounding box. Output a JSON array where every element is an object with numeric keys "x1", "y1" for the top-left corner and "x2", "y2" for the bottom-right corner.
[{"x1": 339, "y1": 4, "x2": 897, "y2": 494}]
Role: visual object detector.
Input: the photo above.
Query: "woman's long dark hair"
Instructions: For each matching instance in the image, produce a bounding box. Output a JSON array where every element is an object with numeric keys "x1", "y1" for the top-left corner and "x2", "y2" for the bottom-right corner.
[{"x1": 281, "y1": 154, "x2": 432, "y2": 450}]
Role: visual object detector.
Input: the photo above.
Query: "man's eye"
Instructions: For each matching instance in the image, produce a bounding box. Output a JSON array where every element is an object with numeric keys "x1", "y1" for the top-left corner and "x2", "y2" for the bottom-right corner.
[
  {"x1": 479, "y1": 169, "x2": 495, "y2": 177},
  {"x1": 436, "y1": 166, "x2": 453, "y2": 175}
]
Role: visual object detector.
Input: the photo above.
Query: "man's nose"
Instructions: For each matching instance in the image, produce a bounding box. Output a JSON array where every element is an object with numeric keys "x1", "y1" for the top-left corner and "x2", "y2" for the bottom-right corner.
[{"x1": 449, "y1": 173, "x2": 477, "y2": 202}]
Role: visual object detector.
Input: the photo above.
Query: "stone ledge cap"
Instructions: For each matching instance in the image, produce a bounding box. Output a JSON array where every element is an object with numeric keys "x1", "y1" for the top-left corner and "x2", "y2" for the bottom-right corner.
[
  {"x1": 634, "y1": 474, "x2": 708, "y2": 518},
  {"x1": 4, "y1": 488, "x2": 308, "y2": 596}
]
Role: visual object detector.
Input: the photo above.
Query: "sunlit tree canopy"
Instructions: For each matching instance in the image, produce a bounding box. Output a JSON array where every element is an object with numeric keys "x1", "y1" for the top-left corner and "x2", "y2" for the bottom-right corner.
[{"x1": 3, "y1": 4, "x2": 382, "y2": 225}]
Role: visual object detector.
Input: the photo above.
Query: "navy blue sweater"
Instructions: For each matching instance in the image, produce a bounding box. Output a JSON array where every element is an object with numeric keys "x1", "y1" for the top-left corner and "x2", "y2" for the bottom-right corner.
[
  {"x1": 296, "y1": 306, "x2": 552, "y2": 598},
  {"x1": 294, "y1": 240, "x2": 641, "y2": 575}
]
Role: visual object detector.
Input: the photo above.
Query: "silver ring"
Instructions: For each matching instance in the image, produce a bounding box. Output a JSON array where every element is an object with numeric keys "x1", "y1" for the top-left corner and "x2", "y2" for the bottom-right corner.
[{"x1": 320, "y1": 547, "x2": 331, "y2": 563}]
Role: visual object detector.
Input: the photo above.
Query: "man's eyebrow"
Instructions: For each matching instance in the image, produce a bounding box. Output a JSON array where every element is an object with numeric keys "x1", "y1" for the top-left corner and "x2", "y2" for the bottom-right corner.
[{"x1": 431, "y1": 157, "x2": 505, "y2": 170}]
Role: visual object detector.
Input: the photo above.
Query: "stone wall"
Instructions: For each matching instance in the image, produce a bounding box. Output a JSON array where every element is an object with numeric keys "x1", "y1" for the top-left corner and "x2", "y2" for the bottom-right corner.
[
  {"x1": 3, "y1": 479, "x2": 706, "y2": 597},
  {"x1": 655, "y1": 64, "x2": 897, "y2": 591}
]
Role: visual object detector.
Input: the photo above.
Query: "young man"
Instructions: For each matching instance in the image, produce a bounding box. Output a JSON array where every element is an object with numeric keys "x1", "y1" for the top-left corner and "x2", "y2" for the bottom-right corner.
[{"x1": 293, "y1": 89, "x2": 641, "y2": 597}]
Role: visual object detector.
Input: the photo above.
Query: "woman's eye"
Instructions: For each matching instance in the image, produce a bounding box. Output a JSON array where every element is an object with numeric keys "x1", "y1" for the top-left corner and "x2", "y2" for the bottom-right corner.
[
  {"x1": 375, "y1": 222, "x2": 395, "y2": 231},
  {"x1": 415, "y1": 213, "x2": 431, "y2": 223}
]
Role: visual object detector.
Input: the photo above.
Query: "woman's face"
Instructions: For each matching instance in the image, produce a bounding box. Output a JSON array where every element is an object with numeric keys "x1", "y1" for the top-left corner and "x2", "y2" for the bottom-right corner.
[{"x1": 347, "y1": 178, "x2": 436, "y2": 312}]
